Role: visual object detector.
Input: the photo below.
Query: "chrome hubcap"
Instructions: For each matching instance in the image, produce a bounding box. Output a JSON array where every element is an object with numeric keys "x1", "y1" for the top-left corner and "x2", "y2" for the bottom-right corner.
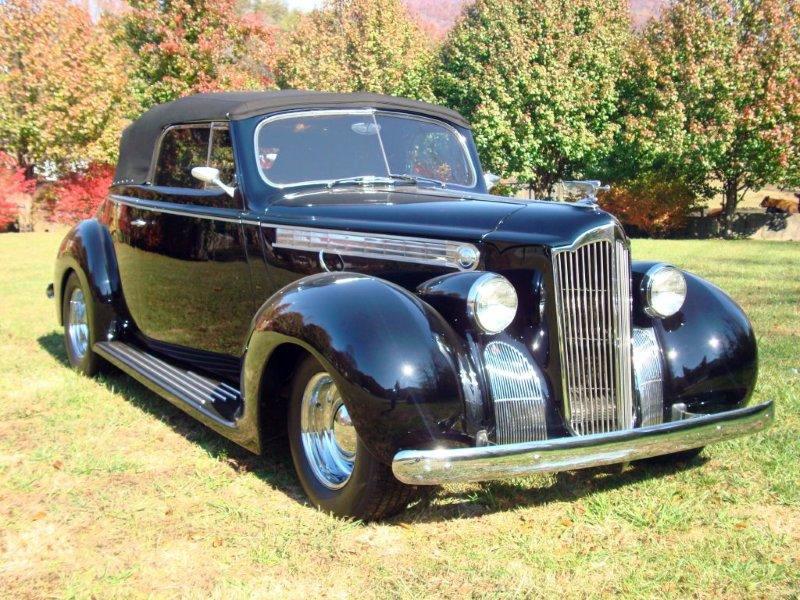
[
  {"x1": 300, "y1": 373, "x2": 356, "y2": 489},
  {"x1": 67, "y1": 288, "x2": 89, "y2": 360}
]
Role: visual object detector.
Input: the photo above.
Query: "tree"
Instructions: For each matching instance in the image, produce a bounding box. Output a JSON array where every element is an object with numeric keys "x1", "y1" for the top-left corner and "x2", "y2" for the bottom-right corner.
[
  {"x1": 616, "y1": 0, "x2": 800, "y2": 225},
  {"x1": 120, "y1": 0, "x2": 277, "y2": 110},
  {"x1": 0, "y1": 152, "x2": 35, "y2": 230},
  {"x1": 0, "y1": 0, "x2": 135, "y2": 177},
  {"x1": 51, "y1": 163, "x2": 114, "y2": 224},
  {"x1": 275, "y1": 0, "x2": 435, "y2": 101},
  {"x1": 434, "y1": 0, "x2": 631, "y2": 193}
]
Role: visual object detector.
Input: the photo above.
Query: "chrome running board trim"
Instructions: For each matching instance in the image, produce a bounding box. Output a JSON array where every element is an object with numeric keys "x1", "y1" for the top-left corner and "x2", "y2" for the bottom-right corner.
[
  {"x1": 94, "y1": 340, "x2": 241, "y2": 427},
  {"x1": 392, "y1": 401, "x2": 774, "y2": 485}
]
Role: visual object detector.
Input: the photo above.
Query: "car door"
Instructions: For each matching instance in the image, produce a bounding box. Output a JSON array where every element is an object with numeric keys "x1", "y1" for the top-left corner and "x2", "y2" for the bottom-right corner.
[{"x1": 112, "y1": 122, "x2": 255, "y2": 358}]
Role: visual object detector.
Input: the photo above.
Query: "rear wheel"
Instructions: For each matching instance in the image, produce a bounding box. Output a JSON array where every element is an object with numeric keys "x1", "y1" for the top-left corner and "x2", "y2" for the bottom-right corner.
[
  {"x1": 287, "y1": 355, "x2": 428, "y2": 520},
  {"x1": 62, "y1": 272, "x2": 101, "y2": 376}
]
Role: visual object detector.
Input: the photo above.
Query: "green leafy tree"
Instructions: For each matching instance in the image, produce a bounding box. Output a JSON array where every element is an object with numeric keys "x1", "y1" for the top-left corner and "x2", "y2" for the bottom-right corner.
[
  {"x1": 120, "y1": 0, "x2": 278, "y2": 110},
  {"x1": 0, "y1": 0, "x2": 135, "y2": 176},
  {"x1": 434, "y1": 0, "x2": 631, "y2": 193},
  {"x1": 275, "y1": 0, "x2": 435, "y2": 101},
  {"x1": 614, "y1": 0, "x2": 800, "y2": 224}
]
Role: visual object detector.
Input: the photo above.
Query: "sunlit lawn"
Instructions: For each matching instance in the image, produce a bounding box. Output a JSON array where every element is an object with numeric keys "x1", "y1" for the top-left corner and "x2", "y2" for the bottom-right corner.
[{"x1": 0, "y1": 231, "x2": 798, "y2": 598}]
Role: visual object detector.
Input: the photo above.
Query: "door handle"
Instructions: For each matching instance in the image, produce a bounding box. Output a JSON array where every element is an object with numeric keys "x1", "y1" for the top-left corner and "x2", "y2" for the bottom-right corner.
[{"x1": 131, "y1": 219, "x2": 148, "y2": 227}]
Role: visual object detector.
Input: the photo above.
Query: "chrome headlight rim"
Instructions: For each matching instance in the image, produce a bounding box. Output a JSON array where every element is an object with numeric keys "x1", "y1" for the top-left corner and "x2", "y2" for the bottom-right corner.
[
  {"x1": 467, "y1": 272, "x2": 518, "y2": 334},
  {"x1": 642, "y1": 263, "x2": 687, "y2": 318}
]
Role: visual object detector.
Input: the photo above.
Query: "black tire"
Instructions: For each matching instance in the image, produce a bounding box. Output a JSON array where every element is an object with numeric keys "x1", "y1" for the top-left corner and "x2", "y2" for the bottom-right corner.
[
  {"x1": 62, "y1": 272, "x2": 101, "y2": 376},
  {"x1": 287, "y1": 355, "x2": 429, "y2": 520},
  {"x1": 643, "y1": 446, "x2": 705, "y2": 465}
]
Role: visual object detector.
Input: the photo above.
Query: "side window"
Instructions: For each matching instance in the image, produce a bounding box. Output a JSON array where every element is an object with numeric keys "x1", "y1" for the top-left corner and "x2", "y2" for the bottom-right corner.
[
  {"x1": 153, "y1": 126, "x2": 210, "y2": 189},
  {"x1": 209, "y1": 126, "x2": 235, "y2": 185}
]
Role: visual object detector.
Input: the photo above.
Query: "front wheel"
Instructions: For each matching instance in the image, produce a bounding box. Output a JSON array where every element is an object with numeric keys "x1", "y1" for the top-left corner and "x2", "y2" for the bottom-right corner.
[
  {"x1": 62, "y1": 272, "x2": 101, "y2": 376},
  {"x1": 288, "y1": 355, "x2": 429, "y2": 520}
]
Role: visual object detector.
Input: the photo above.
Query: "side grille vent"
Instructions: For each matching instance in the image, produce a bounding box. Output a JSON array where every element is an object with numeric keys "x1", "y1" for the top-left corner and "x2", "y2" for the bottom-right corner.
[
  {"x1": 552, "y1": 235, "x2": 634, "y2": 436},
  {"x1": 483, "y1": 341, "x2": 547, "y2": 444},
  {"x1": 632, "y1": 328, "x2": 664, "y2": 427}
]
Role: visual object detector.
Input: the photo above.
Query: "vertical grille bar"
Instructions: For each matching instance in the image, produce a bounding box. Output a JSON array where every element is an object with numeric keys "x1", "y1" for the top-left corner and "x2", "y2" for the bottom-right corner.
[{"x1": 553, "y1": 233, "x2": 634, "y2": 436}]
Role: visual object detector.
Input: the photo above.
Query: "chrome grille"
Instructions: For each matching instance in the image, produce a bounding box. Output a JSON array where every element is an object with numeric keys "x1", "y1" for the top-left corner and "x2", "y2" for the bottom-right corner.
[
  {"x1": 484, "y1": 341, "x2": 547, "y2": 444},
  {"x1": 632, "y1": 328, "x2": 664, "y2": 426},
  {"x1": 552, "y1": 233, "x2": 633, "y2": 436}
]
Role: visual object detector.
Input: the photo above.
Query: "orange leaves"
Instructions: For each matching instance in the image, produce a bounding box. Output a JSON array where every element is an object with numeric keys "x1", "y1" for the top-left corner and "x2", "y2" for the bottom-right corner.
[
  {"x1": 599, "y1": 174, "x2": 699, "y2": 236},
  {"x1": 0, "y1": 0, "x2": 134, "y2": 173}
]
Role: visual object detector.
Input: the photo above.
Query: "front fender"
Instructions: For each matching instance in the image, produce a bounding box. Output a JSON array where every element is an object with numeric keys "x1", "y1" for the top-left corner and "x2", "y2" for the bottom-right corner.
[
  {"x1": 55, "y1": 218, "x2": 127, "y2": 339},
  {"x1": 632, "y1": 261, "x2": 758, "y2": 414},
  {"x1": 243, "y1": 272, "x2": 474, "y2": 464}
]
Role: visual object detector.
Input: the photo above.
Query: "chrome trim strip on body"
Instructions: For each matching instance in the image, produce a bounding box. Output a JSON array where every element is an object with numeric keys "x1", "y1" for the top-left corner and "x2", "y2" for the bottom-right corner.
[
  {"x1": 253, "y1": 108, "x2": 478, "y2": 190},
  {"x1": 109, "y1": 194, "x2": 479, "y2": 270},
  {"x1": 271, "y1": 224, "x2": 480, "y2": 271},
  {"x1": 109, "y1": 194, "x2": 242, "y2": 223},
  {"x1": 392, "y1": 401, "x2": 775, "y2": 485},
  {"x1": 483, "y1": 341, "x2": 547, "y2": 444},
  {"x1": 551, "y1": 223, "x2": 634, "y2": 436}
]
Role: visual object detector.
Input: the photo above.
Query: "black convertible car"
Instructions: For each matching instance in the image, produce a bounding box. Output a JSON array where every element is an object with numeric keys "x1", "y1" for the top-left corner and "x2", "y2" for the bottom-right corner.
[{"x1": 51, "y1": 91, "x2": 773, "y2": 519}]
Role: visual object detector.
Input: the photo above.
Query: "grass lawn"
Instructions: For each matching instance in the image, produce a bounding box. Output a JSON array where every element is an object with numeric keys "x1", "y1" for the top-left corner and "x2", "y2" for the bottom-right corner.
[{"x1": 0, "y1": 231, "x2": 798, "y2": 598}]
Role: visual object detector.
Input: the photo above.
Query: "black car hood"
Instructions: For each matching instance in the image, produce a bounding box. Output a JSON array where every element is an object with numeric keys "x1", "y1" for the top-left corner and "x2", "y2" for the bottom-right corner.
[{"x1": 265, "y1": 187, "x2": 618, "y2": 248}]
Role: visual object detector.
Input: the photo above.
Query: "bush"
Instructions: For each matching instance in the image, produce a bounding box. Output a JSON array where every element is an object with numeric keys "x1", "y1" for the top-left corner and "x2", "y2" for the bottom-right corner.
[
  {"x1": 51, "y1": 164, "x2": 113, "y2": 224},
  {"x1": 598, "y1": 174, "x2": 699, "y2": 237},
  {"x1": 0, "y1": 152, "x2": 35, "y2": 231}
]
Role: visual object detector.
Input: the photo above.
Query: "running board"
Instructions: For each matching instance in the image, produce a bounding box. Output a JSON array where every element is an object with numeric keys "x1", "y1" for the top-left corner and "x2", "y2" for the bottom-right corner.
[{"x1": 94, "y1": 340, "x2": 241, "y2": 427}]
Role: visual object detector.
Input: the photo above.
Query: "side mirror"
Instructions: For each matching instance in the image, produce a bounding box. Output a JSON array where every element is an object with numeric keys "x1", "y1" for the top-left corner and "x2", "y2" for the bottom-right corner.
[
  {"x1": 191, "y1": 166, "x2": 235, "y2": 198},
  {"x1": 484, "y1": 172, "x2": 501, "y2": 191}
]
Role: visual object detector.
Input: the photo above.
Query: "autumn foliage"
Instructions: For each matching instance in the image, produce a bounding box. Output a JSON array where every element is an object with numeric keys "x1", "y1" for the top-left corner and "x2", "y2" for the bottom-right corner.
[
  {"x1": 599, "y1": 174, "x2": 699, "y2": 236},
  {"x1": 0, "y1": 152, "x2": 34, "y2": 231},
  {"x1": 0, "y1": 0, "x2": 135, "y2": 175},
  {"x1": 121, "y1": 0, "x2": 277, "y2": 110},
  {"x1": 50, "y1": 164, "x2": 114, "y2": 224},
  {"x1": 275, "y1": 0, "x2": 434, "y2": 100}
]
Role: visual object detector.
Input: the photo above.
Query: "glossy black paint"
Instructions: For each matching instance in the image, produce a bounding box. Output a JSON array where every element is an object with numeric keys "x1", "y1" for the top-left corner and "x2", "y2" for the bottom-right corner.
[
  {"x1": 242, "y1": 272, "x2": 474, "y2": 462},
  {"x1": 53, "y1": 102, "x2": 761, "y2": 464},
  {"x1": 54, "y1": 218, "x2": 129, "y2": 339},
  {"x1": 632, "y1": 262, "x2": 758, "y2": 415}
]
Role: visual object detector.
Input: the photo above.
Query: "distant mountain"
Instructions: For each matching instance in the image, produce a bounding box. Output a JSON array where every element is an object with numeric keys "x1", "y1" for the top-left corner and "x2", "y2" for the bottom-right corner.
[{"x1": 404, "y1": 0, "x2": 667, "y2": 38}]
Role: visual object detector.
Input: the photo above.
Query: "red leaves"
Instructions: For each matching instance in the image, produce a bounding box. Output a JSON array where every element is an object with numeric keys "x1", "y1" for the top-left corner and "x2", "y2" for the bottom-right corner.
[
  {"x1": 50, "y1": 164, "x2": 114, "y2": 225},
  {"x1": 0, "y1": 152, "x2": 34, "y2": 231}
]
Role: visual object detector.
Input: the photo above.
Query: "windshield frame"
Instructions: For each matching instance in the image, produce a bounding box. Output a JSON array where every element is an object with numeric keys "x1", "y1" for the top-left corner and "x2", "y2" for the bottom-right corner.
[{"x1": 252, "y1": 108, "x2": 477, "y2": 190}]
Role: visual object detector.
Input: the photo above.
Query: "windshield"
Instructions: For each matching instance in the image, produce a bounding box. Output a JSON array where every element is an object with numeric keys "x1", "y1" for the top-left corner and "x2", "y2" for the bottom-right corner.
[{"x1": 255, "y1": 110, "x2": 476, "y2": 188}]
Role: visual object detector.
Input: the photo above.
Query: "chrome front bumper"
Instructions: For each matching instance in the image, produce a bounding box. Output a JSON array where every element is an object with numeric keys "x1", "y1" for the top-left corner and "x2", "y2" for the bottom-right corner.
[{"x1": 392, "y1": 401, "x2": 774, "y2": 485}]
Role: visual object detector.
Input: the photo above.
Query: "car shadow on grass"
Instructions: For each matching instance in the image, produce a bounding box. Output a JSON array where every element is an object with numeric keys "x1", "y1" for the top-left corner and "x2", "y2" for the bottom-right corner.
[
  {"x1": 392, "y1": 455, "x2": 708, "y2": 524},
  {"x1": 38, "y1": 330, "x2": 708, "y2": 524},
  {"x1": 38, "y1": 331, "x2": 306, "y2": 503}
]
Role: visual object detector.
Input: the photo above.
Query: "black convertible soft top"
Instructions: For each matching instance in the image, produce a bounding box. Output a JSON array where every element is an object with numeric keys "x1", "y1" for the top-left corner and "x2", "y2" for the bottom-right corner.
[{"x1": 114, "y1": 91, "x2": 471, "y2": 185}]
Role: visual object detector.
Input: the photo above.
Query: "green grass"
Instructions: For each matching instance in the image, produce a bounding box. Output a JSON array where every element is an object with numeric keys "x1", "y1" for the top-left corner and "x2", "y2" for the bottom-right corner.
[{"x1": 0, "y1": 231, "x2": 798, "y2": 598}]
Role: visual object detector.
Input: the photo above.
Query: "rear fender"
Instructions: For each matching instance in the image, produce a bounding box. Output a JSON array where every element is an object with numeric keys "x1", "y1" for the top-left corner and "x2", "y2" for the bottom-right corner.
[
  {"x1": 55, "y1": 219, "x2": 127, "y2": 340},
  {"x1": 242, "y1": 272, "x2": 475, "y2": 464}
]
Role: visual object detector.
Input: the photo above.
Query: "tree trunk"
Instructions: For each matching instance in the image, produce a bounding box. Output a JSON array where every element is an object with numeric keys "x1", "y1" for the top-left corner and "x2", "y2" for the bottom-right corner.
[{"x1": 721, "y1": 177, "x2": 739, "y2": 237}]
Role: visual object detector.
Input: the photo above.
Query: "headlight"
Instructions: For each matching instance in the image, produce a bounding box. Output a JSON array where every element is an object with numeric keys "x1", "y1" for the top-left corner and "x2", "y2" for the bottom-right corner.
[
  {"x1": 467, "y1": 273, "x2": 518, "y2": 333},
  {"x1": 643, "y1": 265, "x2": 686, "y2": 318}
]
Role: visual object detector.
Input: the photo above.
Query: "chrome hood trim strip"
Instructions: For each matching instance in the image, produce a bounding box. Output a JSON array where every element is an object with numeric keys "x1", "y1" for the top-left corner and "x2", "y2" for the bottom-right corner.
[{"x1": 271, "y1": 224, "x2": 480, "y2": 271}]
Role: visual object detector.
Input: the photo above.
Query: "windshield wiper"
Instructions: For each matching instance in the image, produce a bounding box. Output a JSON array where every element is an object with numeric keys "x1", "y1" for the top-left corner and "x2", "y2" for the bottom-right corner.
[
  {"x1": 388, "y1": 173, "x2": 446, "y2": 188},
  {"x1": 325, "y1": 174, "x2": 446, "y2": 189},
  {"x1": 327, "y1": 175, "x2": 399, "y2": 188}
]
